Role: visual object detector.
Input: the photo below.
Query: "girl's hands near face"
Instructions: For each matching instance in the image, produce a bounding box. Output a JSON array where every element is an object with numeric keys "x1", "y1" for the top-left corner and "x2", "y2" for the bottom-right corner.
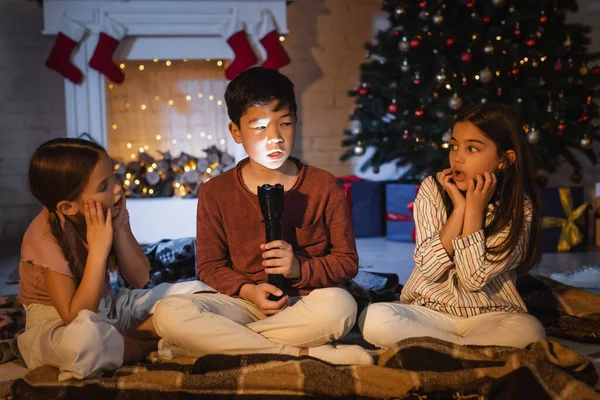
[
  {"x1": 466, "y1": 172, "x2": 497, "y2": 214},
  {"x1": 85, "y1": 200, "x2": 113, "y2": 262},
  {"x1": 437, "y1": 168, "x2": 465, "y2": 211}
]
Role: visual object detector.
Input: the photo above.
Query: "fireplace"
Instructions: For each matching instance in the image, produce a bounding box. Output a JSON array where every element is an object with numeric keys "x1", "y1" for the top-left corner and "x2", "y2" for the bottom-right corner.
[{"x1": 42, "y1": 0, "x2": 290, "y2": 243}]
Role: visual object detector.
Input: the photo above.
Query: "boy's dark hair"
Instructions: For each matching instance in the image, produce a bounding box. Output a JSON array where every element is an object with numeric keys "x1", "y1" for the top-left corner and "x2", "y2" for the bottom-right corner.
[
  {"x1": 435, "y1": 103, "x2": 541, "y2": 274},
  {"x1": 224, "y1": 67, "x2": 297, "y2": 127}
]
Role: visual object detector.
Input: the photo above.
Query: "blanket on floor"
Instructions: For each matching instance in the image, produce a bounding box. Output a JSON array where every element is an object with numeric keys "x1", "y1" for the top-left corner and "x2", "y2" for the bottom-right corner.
[
  {"x1": 518, "y1": 274, "x2": 600, "y2": 343},
  {"x1": 10, "y1": 337, "x2": 599, "y2": 399}
]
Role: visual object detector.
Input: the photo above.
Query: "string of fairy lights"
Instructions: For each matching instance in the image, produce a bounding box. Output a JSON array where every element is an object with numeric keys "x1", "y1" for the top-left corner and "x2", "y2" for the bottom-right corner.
[{"x1": 106, "y1": 58, "x2": 233, "y2": 163}]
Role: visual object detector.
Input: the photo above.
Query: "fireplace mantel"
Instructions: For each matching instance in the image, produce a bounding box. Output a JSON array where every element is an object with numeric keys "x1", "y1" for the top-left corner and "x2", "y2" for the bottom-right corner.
[
  {"x1": 42, "y1": 1, "x2": 290, "y2": 242},
  {"x1": 42, "y1": 0, "x2": 290, "y2": 148}
]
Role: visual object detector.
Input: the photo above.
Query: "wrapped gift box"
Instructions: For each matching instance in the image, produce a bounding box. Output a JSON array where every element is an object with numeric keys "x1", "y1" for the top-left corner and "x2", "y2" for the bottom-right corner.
[
  {"x1": 539, "y1": 186, "x2": 588, "y2": 253},
  {"x1": 338, "y1": 176, "x2": 385, "y2": 238},
  {"x1": 386, "y1": 183, "x2": 419, "y2": 242}
]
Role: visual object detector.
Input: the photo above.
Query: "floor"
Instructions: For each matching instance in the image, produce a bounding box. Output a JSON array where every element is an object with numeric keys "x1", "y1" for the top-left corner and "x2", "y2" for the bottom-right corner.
[
  {"x1": 1, "y1": 236, "x2": 599, "y2": 393},
  {"x1": 2, "y1": 236, "x2": 600, "y2": 296}
]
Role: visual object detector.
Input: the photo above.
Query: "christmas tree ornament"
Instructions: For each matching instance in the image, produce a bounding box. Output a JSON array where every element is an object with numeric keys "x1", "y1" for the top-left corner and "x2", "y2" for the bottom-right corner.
[
  {"x1": 461, "y1": 51, "x2": 472, "y2": 63},
  {"x1": 350, "y1": 119, "x2": 362, "y2": 135},
  {"x1": 354, "y1": 144, "x2": 365, "y2": 155},
  {"x1": 399, "y1": 39, "x2": 410, "y2": 52},
  {"x1": 448, "y1": 94, "x2": 463, "y2": 110},
  {"x1": 517, "y1": 98, "x2": 523, "y2": 103},
  {"x1": 581, "y1": 136, "x2": 592, "y2": 148},
  {"x1": 540, "y1": 15, "x2": 548, "y2": 24},
  {"x1": 554, "y1": 60, "x2": 563, "y2": 71},
  {"x1": 433, "y1": 14, "x2": 444, "y2": 25},
  {"x1": 442, "y1": 129, "x2": 452, "y2": 143},
  {"x1": 388, "y1": 103, "x2": 398, "y2": 113},
  {"x1": 481, "y1": 98, "x2": 488, "y2": 103},
  {"x1": 445, "y1": 38, "x2": 455, "y2": 46},
  {"x1": 359, "y1": 87, "x2": 369, "y2": 96},
  {"x1": 414, "y1": 73, "x2": 421, "y2": 85},
  {"x1": 45, "y1": 13, "x2": 87, "y2": 84},
  {"x1": 557, "y1": 122, "x2": 566, "y2": 133},
  {"x1": 563, "y1": 36, "x2": 572, "y2": 47},
  {"x1": 435, "y1": 70, "x2": 446, "y2": 83},
  {"x1": 528, "y1": 128, "x2": 541, "y2": 144},
  {"x1": 514, "y1": 22, "x2": 521, "y2": 36},
  {"x1": 395, "y1": 7, "x2": 406, "y2": 16},
  {"x1": 580, "y1": 64, "x2": 589, "y2": 76},
  {"x1": 525, "y1": 38, "x2": 536, "y2": 47},
  {"x1": 483, "y1": 43, "x2": 494, "y2": 54},
  {"x1": 410, "y1": 38, "x2": 420, "y2": 48},
  {"x1": 592, "y1": 66, "x2": 600, "y2": 75},
  {"x1": 400, "y1": 60, "x2": 410, "y2": 72},
  {"x1": 571, "y1": 171, "x2": 583, "y2": 183},
  {"x1": 414, "y1": 108, "x2": 424, "y2": 118},
  {"x1": 479, "y1": 67, "x2": 493, "y2": 83}
]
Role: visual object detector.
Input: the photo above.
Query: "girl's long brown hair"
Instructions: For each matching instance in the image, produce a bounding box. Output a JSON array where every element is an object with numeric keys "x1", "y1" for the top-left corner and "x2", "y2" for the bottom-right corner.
[
  {"x1": 28, "y1": 138, "x2": 115, "y2": 283},
  {"x1": 436, "y1": 103, "x2": 541, "y2": 273}
]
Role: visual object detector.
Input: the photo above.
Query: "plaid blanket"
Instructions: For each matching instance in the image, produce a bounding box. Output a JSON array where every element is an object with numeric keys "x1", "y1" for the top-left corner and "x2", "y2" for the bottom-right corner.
[
  {"x1": 10, "y1": 337, "x2": 599, "y2": 399},
  {"x1": 518, "y1": 274, "x2": 600, "y2": 343}
]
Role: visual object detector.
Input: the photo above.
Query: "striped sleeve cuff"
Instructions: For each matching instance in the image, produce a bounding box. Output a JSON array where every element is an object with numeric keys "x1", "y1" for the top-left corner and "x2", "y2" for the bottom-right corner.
[{"x1": 452, "y1": 229, "x2": 485, "y2": 250}]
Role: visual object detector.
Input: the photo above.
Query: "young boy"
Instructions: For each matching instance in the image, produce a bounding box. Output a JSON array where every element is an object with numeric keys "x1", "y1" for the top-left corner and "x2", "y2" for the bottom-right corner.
[{"x1": 152, "y1": 67, "x2": 373, "y2": 365}]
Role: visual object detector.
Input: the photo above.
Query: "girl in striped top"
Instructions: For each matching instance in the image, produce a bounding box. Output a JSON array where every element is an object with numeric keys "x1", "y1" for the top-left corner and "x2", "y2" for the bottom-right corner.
[{"x1": 359, "y1": 103, "x2": 546, "y2": 349}]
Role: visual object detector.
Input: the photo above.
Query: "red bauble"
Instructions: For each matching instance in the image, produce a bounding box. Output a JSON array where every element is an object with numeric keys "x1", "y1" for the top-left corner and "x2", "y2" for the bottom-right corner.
[
  {"x1": 571, "y1": 171, "x2": 583, "y2": 184},
  {"x1": 414, "y1": 108, "x2": 424, "y2": 118},
  {"x1": 466, "y1": 1, "x2": 474, "y2": 8},
  {"x1": 511, "y1": 68, "x2": 519, "y2": 75},
  {"x1": 419, "y1": 1, "x2": 426, "y2": 9},
  {"x1": 540, "y1": 15, "x2": 548, "y2": 23},
  {"x1": 483, "y1": 17, "x2": 491, "y2": 23},
  {"x1": 536, "y1": 175, "x2": 548, "y2": 187},
  {"x1": 358, "y1": 87, "x2": 369, "y2": 96},
  {"x1": 525, "y1": 39, "x2": 536, "y2": 47},
  {"x1": 446, "y1": 38, "x2": 455, "y2": 46},
  {"x1": 592, "y1": 66, "x2": 600, "y2": 75},
  {"x1": 414, "y1": 78, "x2": 421, "y2": 85},
  {"x1": 554, "y1": 61, "x2": 563, "y2": 71},
  {"x1": 461, "y1": 52, "x2": 472, "y2": 63},
  {"x1": 388, "y1": 103, "x2": 398, "y2": 113},
  {"x1": 557, "y1": 123, "x2": 566, "y2": 134},
  {"x1": 410, "y1": 38, "x2": 420, "y2": 48},
  {"x1": 514, "y1": 29, "x2": 521, "y2": 35}
]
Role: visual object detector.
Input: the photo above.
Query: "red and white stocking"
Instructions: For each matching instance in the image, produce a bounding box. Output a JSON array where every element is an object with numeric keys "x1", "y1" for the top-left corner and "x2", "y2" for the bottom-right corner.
[
  {"x1": 89, "y1": 15, "x2": 127, "y2": 84},
  {"x1": 224, "y1": 12, "x2": 258, "y2": 80},
  {"x1": 45, "y1": 13, "x2": 87, "y2": 84},
  {"x1": 257, "y1": 9, "x2": 290, "y2": 70}
]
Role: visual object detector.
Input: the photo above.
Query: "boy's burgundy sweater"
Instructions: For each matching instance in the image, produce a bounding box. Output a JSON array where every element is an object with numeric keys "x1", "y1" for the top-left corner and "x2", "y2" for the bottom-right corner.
[{"x1": 196, "y1": 157, "x2": 358, "y2": 297}]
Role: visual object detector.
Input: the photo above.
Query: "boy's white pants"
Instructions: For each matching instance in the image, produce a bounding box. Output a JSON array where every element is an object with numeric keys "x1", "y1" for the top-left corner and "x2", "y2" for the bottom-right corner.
[
  {"x1": 358, "y1": 302, "x2": 546, "y2": 349},
  {"x1": 152, "y1": 287, "x2": 357, "y2": 357},
  {"x1": 17, "y1": 280, "x2": 213, "y2": 381}
]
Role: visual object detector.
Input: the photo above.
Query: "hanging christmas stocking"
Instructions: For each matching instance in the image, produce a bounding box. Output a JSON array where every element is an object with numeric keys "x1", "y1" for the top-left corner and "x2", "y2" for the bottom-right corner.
[
  {"x1": 257, "y1": 9, "x2": 290, "y2": 70},
  {"x1": 45, "y1": 13, "x2": 87, "y2": 84},
  {"x1": 89, "y1": 15, "x2": 127, "y2": 84},
  {"x1": 224, "y1": 12, "x2": 258, "y2": 80}
]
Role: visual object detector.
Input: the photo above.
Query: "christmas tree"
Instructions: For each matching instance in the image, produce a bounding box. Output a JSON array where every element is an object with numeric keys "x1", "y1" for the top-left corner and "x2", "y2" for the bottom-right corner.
[{"x1": 341, "y1": 0, "x2": 600, "y2": 183}]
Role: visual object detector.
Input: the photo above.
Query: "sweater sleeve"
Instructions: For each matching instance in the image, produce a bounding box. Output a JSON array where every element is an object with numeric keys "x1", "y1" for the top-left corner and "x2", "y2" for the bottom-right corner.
[
  {"x1": 196, "y1": 186, "x2": 254, "y2": 296},
  {"x1": 412, "y1": 176, "x2": 454, "y2": 282},
  {"x1": 452, "y1": 201, "x2": 532, "y2": 292},
  {"x1": 292, "y1": 180, "x2": 358, "y2": 289}
]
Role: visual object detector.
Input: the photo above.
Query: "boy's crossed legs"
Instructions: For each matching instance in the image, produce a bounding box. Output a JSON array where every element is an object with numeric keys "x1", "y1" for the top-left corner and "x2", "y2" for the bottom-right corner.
[{"x1": 153, "y1": 287, "x2": 373, "y2": 364}]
